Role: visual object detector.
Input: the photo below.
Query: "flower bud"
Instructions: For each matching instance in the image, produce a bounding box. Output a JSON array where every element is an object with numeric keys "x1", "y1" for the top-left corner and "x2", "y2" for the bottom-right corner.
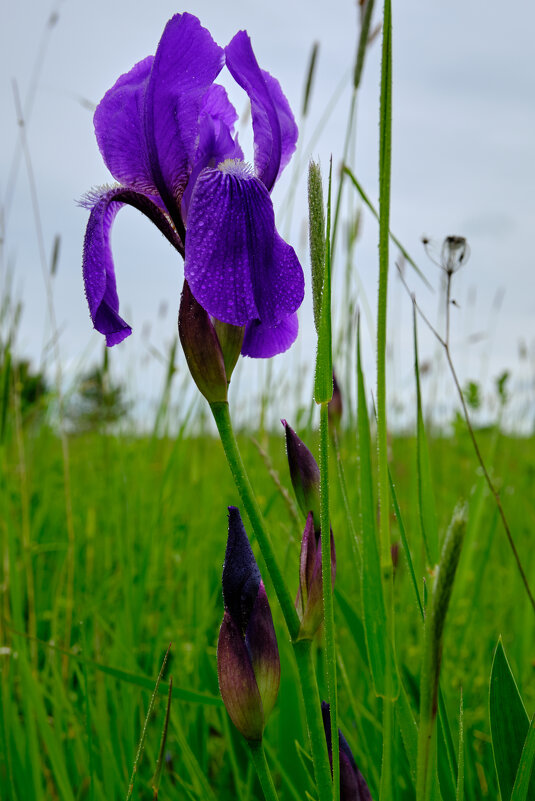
[
  {"x1": 296, "y1": 513, "x2": 336, "y2": 640},
  {"x1": 217, "y1": 507, "x2": 280, "y2": 741},
  {"x1": 178, "y1": 280, "x2": 228, "y2": 403},
  {"x1": 321, "y1": 701, "x2": 373, "y2": 800},
  {"x1": 281, "y1": 419, "x2": 321, "y2": 531}
]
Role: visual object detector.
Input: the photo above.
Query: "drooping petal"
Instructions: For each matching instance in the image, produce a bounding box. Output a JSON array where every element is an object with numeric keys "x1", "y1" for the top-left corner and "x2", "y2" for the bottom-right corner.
[
  {"x1": 185, "y1": 164, "x2": 304, "y2": 327},
  {"x1": 144, "y1": 13, "x2": 224, "y2": 223},
  {"x1": 81, "y1": 186, "x2": 183, "y2": 346},
  {"x1": 241, "y1": 312, "x2": 298, "y2": 358},
  {"x1": 217, "y1": 611, "x2": 264, "y2": 741},
  {"x1": 94, "y1": 56, "x2": 156, "y2": 194},
  {"x1": 245, "y1": 582, "x2": 280, "y2": 722},
  {"x1": 222, "y1": 507, "x2": 261, "y2": 634},
  {"x1": 225, "y1": 31, "x2": 298, "y2": 191}
]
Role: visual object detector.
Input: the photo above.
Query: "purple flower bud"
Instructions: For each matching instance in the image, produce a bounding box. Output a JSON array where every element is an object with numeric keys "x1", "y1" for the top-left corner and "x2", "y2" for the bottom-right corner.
[
  {"x1": 296, "y1": 513, "x2": 336, "y2": 639},
  {"x1": 178, "y1": 280, "x2": 228, "y2": 403},
  {"x1": 281, "y1": 419, "x2": 321, "y2": 531},
  {"x1": 217, "y1": 507, "x2": 280, "y2": 741},
  {"x1": 321, "y1": 702, "x2": 373, "y2": 801}
]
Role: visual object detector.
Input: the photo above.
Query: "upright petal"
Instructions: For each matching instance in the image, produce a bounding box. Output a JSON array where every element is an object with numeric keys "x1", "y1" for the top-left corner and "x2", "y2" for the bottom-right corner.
[
  {"x1": 181, "y1": 84, "x2": 243, "y2": 218},
  {"x1": 225, "y1": 31, "x2": 298, "y2": 191},
  {"x1": 144, "y1": 13, "x2": 224, "y2": 222},
  {"x1": 81, "y1": 186, "x2": 183, "y2": 346},
  {"x1": 185, "y1": 164, "x2": 303, "y2": 327},
  {"x1": 94, "y1": 56, "x2": 156, "y2": 194}
]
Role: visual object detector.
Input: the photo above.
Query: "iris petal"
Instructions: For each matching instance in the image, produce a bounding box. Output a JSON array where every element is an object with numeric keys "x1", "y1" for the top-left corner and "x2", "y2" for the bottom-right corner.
[
  {"x1": 144, "y1": 13, "x2": 224, "y2": 222},
  {"x1": 82, "y1": 186, "x2": 183, "y2": 346},
  {"x1": 94, "y1": 57, "x2": 155, "y2": 194},
  {"x1": 225, "y1": 31, "x2": 298, "y2": 191},
  {"x1": 241, "y1": 312, "x2": 299, "y2": 358},
  {"x1": 185, "y1": 166, "x2": 303, "y2": 327}
]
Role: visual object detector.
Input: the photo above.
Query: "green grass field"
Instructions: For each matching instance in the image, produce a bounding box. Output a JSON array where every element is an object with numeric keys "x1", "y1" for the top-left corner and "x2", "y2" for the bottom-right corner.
[{"x1": 1, "y1": 410, "x2": 533, "y2": 798}]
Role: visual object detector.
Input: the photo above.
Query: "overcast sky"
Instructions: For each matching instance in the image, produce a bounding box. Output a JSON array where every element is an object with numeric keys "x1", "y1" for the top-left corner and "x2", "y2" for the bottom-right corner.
[{"x1": 1, "y1": 1, "x2": 534, "y2": 427}]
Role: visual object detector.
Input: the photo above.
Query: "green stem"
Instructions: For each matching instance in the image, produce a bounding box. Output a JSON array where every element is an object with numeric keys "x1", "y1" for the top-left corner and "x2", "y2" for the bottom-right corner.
[
  {"x1": 210, "y1": 401, "x2": 300, "y2": 640},
  {"x1": 377, "y1": 1, "x2": 395, "y2": 798},
  {"x1": 248, "y1": 740, "x2": 280, "y2": 801},
  {"x1": 294, "y1": 640, "x2": 333, "y2": 801},
  {"x1": 319, "y1": 402, "x2": 338, "y2": 800}
]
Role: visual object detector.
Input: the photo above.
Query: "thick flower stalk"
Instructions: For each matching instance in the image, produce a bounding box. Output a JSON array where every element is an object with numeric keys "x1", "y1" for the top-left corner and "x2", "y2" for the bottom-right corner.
[
  {"x1": 82, "y1": 12, "x2": 304, "y2": 358},
  {"x1": 321, "y1": 702, "x2": 373, "y2": 801},
  {"x1": 217, "y1": 507, "x2": 280, "y2": 741}
]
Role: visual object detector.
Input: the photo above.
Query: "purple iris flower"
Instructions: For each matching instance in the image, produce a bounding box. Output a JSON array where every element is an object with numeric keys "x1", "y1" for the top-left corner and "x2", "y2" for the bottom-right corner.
[{"x1": 82, "y1": 13, "x2": 304, "y2": 358}]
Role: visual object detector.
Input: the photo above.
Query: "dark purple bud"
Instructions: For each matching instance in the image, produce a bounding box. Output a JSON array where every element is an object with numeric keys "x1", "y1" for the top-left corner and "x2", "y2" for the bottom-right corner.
[
  {"x1": 296, "y1": 513, "x2": 336, "y2": 640},
  {"x1": 328, "y1": 371, "x2": 343, "y2": 430},
  {"x1": 212, "y1": 318, "x2": 245, "y2": 382},
  {"x1": 217, "y1": 507, "x2": 280, "y2": 741},
  {"x1": 281, "y1": 419, "x2": 321, "y2": 530},
  {"x1": 321, "y1": 702, "x2": 373, "y2": 801},
  {"x1": 178, "y1": 280, "x2": 228, "y2": 403}
]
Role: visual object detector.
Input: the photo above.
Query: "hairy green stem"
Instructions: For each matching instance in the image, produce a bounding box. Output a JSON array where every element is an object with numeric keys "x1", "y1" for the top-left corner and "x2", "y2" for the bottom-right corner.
[
  {"x1": 210, "y1": 401, "x2": 300, "y2": 640},
  {"x1": 319, "y1": 402, "x2": 339, "y2": 800},
  {"x1": 248, "y1": 740, "x2": 280, "y2": 801}
]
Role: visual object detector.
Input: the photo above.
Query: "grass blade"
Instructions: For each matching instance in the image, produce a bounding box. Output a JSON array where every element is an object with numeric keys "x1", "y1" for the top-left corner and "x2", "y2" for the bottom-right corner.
[{"x1": 489, "y1": 639, "x2": 534, "y2": 801}]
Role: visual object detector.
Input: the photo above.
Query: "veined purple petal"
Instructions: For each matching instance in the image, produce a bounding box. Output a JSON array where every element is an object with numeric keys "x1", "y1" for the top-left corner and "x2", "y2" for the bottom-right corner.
[
  {"x1": 81, "y1": 186, "x2": 183, "y2": 346},
  {"x1": 217, "y1": 611, "x2": 264, "y2": 741},
  {"x1": 225, "y1": 31, "x2": 298, "y2": 191},
  {"x1": 94, "y1": 56, "x2": 155, "y2": 194},
  {"x1": 144, "y1": 13, "x2": 224, "y2": 224},
  {"x1": 185, "y1": 164, "x2": 303, "y2": 327},
  {"x1": 241, "y1": 312, "x2": 298, "y2": 358},
  {"x1": 222, "y1": 507, "x2": 261, "y2": 634},
  {"x1": 181, "y1": 84, "x2": 243, "y2": 219},
  {"x1": 245, "y1": 582, "x2": 280, "y2": 722}
]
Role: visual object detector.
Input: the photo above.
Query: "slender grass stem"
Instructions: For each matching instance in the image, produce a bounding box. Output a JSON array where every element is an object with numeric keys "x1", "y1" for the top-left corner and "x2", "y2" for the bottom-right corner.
[
  {"x1": 377, "y1": 4, "x2": 396, "y2": 799},
  {"x1": 397, "y1": 271, "x2": 535, "y2": 614},
  {"x1": 248, "y1": 740, "x2": 280, "y2": 801},
  {"x1": 332, "y1": 427, "x2": 361, "y2": 568}
]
